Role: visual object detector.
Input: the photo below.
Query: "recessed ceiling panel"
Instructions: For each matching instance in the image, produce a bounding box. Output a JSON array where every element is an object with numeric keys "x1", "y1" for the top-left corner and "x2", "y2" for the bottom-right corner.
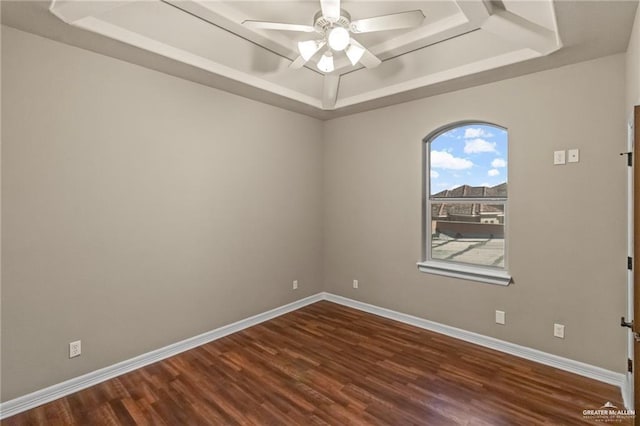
[
  {"x1": 98, "y1": 1, "x2": 324, "y2": 100},
  {"x1": 338, "y1": 30, "x2": 536, "y2": 102},
  {"x1": 220, "y1": 0, "x2": 461, "y2": 48},
  {"x1": 38, "y1": 0, "x2": 581, "y2": 113},
  {"x1": 503, "y1": 0, "x2": 557, "y2": 31}
]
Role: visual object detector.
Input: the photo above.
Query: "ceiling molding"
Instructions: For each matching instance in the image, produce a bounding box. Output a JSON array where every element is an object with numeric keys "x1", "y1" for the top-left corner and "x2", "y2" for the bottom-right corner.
[
  {"x1": 68, "y1": 15, "x2": 324, "y2": 109},
  {"x1": 3, "y1": 1, "x2": 636, "y2": 119},
  {"x1": 48, "y1": 0, "x2": 128, "y2": 24},
  {"x1": 336, "y1": 48, "x2": 541, "y2": 109},
  {"x1": 46, "y1": 0, "x2": 564, "y2": 112},
  {"x1": 161, "y1": 1, "x2": 304, "y2": 66},
  {"x1": 481, "y1": 10, "x2": 561, "y2": 54},
  {"x1": 323, "y1": 74, "x2": 340, "y2": 109}
]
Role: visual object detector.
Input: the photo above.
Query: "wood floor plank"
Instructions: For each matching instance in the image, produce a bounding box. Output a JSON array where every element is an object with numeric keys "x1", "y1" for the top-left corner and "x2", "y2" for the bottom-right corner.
[{"x1": 2, "y1": 301, "x2": 628, "y2": 425}]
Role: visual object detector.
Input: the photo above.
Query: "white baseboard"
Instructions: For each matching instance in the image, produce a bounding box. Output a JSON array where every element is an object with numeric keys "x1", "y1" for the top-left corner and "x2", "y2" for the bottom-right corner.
[
  {"x1": 0, "y1": 293, "x2": 324, "y2": 420},
  {"x1": 1, "y1": 291, "x2": 628, "y2": 419},
  {"x1": 323, "y1": 293, "x2": 626, "y2": 394}
]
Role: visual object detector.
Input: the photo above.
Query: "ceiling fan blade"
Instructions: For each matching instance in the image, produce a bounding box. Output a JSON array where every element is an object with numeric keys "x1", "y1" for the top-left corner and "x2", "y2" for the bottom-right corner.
[
  {"x1": 290, "y1": 56, "x2": 307, "y2": 69},
  {"x1": 242, "y1": 20, "x2": 316, "y2": 32},
  {"x1": 350, "y1": 39, "x2": 382, "y2": 68},
  {"x1": 320, "y1": 0, "x2": 341, "y2": 22},
  {"x1": 350, "y1": 10, "x2": 425, "y2": 33},
  {"x1": 323, "y1": 74, "x2": 340, "y2": 109},
  {"x1": 290, "y1": 40, "x2": 326, "y2": 69}
]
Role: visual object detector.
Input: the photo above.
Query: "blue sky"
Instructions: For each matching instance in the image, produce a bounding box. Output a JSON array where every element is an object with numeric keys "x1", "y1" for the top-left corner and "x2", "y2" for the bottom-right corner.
[{"x1": 429, "y1": 124, "x2": 507, "y2": 195}]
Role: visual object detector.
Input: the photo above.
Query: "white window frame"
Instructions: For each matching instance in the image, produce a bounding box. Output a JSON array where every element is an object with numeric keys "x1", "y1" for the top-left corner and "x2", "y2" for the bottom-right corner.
[{"x1": 417, "y1": 121, "x2": 512, "y2": 286}]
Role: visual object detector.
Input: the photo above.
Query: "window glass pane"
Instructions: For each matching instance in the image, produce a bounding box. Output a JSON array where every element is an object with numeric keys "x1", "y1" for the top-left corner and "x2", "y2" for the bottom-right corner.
[
  {"x1": 431, "y1": 203, "x2": 505, "y2": 267},
  {"x1": 430, "y1": 124, "x2": 508, "y2": 197}
]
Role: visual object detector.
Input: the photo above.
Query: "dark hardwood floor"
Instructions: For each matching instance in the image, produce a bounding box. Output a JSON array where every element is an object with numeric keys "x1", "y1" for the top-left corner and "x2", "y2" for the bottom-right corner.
[{"x1": 2, "y1": 301, "x2": 626, "y2": 425}]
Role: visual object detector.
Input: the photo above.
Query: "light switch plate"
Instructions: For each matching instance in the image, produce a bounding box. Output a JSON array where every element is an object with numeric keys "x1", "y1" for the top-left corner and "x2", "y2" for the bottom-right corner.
[
  {"x1": 554, "y1": 323, "x2": 565, "y2": 338},
  {"x1": 554, "y1": 150, "x2": 566, "y2": 165}
]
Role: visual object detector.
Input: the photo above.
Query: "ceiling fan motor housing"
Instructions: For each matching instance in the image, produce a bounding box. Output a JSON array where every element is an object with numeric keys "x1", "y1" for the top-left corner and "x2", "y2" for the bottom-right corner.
[{"x1": 313, "y1": 9, "x2": 351, "y2": 34}]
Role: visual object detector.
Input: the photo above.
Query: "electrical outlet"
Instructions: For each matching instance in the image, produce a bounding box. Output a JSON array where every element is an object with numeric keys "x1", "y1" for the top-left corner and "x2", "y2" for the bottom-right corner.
[
  {"x1": 353, "y1": 279, "x2": 358, "y2": 289},
  {"x1": 553, "y1": 150, "x2": 566, "y2": 165},
  {"x1": 495, "y1": 310, "x2": 506, "y2": 325},
  {"x1": 292, "y1": 280, "x2": 298, "y2": 290},
  {"x1": 554, "y1": 323, "x2": 565, "y2": 339},
  {"x1": 69, "y1": 340, "x2": 81, "y2": 358},
  {"x1": 567, "y1": 149, "x2": 579, "y2": 163}
]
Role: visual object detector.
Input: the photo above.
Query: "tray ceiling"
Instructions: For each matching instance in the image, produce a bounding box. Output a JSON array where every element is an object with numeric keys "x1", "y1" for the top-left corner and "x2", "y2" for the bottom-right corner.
[{"x1": 2, "y1": 1, "x2": 638, "y2": 119}]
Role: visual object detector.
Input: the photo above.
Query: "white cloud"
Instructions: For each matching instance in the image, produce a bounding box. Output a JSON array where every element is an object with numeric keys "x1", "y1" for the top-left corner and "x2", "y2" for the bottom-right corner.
[
  {"x1": 488, "y1": 169, "x2": 500, "y2": 177},
  {"x1": 491, "y1": 158, "x2": 507, "y2": 168},
  {"x1": 464, "y1": 128, "x2": 493, "y2": 139},
  {"x1": 430, "y1": 170, "x2": 440, "y2": 178},
  {"x1": 464, "y1": 138, "x2": 497, "y2": 154},
  {"x1": 431, "y1": 150, "x2": 473, "y2": 170}
]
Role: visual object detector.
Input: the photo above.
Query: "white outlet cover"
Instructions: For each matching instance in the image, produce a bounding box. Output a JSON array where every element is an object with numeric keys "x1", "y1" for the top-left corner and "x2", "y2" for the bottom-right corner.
[
  {"x1": 567, "y1": 149, "x2": 579, "y2": 163},
  {"x1": 69, "y1": 340, "x2": 81, "y2": 358},
  {"x1": 495, "y1": 310, "x2": 506, "y2": 325},
  {"x1": 353, "y1": 279, "x2": 358, "y2": 289},
  {"x1": 554, "y1": 323, "x2": 565, "y2": 338},
  {"x1": 293, "y1": 280, "x2": 298, "y2": 290},
  {"x1": 553, "y1": 150, "x2": 566, "y2": 165}
]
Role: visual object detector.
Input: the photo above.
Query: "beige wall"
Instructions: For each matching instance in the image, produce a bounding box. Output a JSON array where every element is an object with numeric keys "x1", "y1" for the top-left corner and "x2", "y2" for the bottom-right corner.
[
  {"x1": 1, "y1": 26, "x2": 324, "y2": 401},
  {"x1": 0, "y1": 24, "x2": 631, "y2": 403},
  {"x1": 627, "y1": 3, "x2": 640, "y2": 113},
  {"x1": 323, "y1": 54, "x2": 628, "y2": 372}
]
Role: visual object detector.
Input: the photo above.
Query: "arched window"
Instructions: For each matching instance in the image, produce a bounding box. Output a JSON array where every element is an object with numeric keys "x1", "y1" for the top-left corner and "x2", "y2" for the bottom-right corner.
[{"x1": 418, "y1": 122, "x2": 511, "y2": 285}]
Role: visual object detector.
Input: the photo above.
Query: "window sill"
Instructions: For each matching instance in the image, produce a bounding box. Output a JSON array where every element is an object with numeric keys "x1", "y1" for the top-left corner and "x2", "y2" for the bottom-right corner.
[{"x1": 417, "y1": 261, "x2": 512, "y2": 286}]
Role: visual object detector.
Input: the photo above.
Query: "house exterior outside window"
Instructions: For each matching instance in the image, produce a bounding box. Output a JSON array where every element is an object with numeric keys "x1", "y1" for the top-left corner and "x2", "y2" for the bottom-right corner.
[{"x1": 418, "y1": 122, "x2": 512, "y2": 286}]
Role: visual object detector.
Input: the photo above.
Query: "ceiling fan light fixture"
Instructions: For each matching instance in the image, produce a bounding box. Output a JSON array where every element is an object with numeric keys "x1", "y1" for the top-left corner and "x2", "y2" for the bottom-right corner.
[
  {"x1": 327, "y1": 26, "x2": 350, "y2": 51},
  {"x1": 345, "y1": 43, "x2": 365, "y2": 66},
  {"x1": 317, "y1": 51, "x2": 334, "y2": 73},
  {"x1": 242, "y1": 3, "x2": 422, "y2": 75},
  {"x1": 298, "y1": 40, "x2": 323, "y2": 61}
]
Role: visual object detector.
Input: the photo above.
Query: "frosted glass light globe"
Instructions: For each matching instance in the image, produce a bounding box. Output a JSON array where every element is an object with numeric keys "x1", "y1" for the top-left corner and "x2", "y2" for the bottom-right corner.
[
  {"x1": 327, "y1": 27, "x2": 350, "y2": 51},
  {"x1": 298, "y1": 40, "x2": 321, "y2": 61},
  {"x1": 317, "y1": 51, "x2": 334, "y2": 73}
]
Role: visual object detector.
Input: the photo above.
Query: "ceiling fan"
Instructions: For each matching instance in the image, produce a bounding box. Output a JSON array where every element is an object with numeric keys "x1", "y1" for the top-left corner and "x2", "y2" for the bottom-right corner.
[{"x1": 242, "y1": 0, "x2": 425, "y2": 73}]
